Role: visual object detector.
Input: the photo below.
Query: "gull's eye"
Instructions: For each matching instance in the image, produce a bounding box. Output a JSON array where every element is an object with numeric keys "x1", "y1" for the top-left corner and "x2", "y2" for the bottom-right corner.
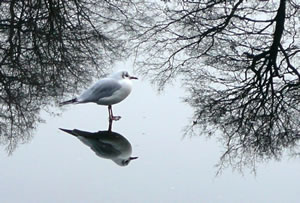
[
  {"x1": 122, "y1": 160, "x2": 130, "y2": 165},
  {"x1": 123, "y1": 72, "x2": 129, "y2": 78}
]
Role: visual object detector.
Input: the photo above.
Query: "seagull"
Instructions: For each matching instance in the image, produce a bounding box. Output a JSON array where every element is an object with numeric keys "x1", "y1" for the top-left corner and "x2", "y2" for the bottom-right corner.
[
  {"x1": 60, "y1": 128, "x2": 138, "y2": 166},
  {"x1": 60, "y1": 71, "x2": 138, "y2": 121}
]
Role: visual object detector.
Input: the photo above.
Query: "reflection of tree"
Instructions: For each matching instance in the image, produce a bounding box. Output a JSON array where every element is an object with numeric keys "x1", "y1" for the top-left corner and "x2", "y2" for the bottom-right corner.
[
  {"x1": 0, "y1": 0, "x2": 136, "y2": 153},
  {"x1": 135, "y1": 1, "x2": 300, "y2": 171},
  {"x1": 1, "y1": 0, "x2": 299, "y2": 171}
]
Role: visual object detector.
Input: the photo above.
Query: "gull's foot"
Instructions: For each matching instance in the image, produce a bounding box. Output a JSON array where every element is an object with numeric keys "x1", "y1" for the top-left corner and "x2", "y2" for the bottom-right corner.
[{"x1": 110, "y1": 116, "x2": 121, "y2": 121}]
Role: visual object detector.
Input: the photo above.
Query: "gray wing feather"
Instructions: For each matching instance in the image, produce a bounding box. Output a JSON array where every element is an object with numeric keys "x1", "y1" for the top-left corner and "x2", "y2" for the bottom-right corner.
[{"x1": 78, "y1": 79, "x2": 122, "y2": 102}]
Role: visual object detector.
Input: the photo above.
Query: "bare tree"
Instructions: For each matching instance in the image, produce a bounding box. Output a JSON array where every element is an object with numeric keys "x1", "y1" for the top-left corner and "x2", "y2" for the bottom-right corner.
[
  {"x1": 134, "y1": 0, "x2": 300, "y2": 171},
  {"x1": 0, "y1": 0, "x2": 139, "y2": 153}
]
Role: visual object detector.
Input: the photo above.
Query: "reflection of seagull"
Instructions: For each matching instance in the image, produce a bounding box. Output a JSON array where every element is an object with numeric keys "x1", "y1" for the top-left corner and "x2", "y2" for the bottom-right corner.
[
  {"x1": 60, "y1": 128, "x2": 138, "y2": 166},
  {"x1": 60, "y1": 71, "x2": 138, "y2": 121}
]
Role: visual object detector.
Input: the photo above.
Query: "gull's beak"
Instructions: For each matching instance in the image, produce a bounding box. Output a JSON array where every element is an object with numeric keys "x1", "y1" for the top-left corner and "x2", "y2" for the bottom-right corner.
[
  {"x1": 129, "y1": 76, "x2": 138, "y2": 80},
  {"x1": 130, "y1": 157, "x2": 138, "y2": 160}
]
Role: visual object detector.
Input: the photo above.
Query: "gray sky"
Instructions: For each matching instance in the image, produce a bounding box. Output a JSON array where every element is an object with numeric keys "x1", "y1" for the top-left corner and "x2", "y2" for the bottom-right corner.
[{"x1": 1, "y1": 62, "x2": 300, "y2": 203}]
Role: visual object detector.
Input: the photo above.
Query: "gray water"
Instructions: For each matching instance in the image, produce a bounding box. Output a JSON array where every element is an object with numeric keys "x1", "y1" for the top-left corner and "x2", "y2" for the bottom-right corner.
[{"x1": 1, "y1": 65, "x2": 299, "y2": 203}]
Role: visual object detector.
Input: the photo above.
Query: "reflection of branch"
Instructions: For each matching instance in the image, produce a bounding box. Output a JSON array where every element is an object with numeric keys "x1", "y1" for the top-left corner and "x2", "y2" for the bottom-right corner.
[
  {"x1": 279, "y1": 44, "x2": 300, "y2": 79},
  {"x1": 246, "y1": 0, "x2": 286, "y2": 78},
  {"x1": 269, "y1": 0, "x2": 286, "y2": 76}
]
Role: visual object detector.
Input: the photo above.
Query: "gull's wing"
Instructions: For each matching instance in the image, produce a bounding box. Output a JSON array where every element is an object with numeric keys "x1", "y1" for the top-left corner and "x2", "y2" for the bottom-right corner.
[
  {"x1": 74, "y1": 137, "x2": 121, "y2": 158},
  {"x1": 77, "y1": 78, "x2": 122, "y2": 103},
  {"x1": 60, "y1": 129, "x2": 122, "y2": 158}
]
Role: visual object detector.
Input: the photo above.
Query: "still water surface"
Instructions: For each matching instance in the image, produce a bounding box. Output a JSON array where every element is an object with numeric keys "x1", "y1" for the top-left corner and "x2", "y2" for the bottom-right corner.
[{"x1": 1, "y1": 67, "x2": 299, "y2": 203}]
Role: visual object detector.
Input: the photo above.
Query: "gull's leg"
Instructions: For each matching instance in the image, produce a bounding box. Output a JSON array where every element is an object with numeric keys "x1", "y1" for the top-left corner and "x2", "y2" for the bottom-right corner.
[
  {"x1": 108, "y1": 105, "x2": 121, "y2": 121},
  {"x1": 108, "y1": 106, "x2": 112, "y2": 121},
  {"x1": 108, "y1": 116, "x2": 113, "y2": 132}
]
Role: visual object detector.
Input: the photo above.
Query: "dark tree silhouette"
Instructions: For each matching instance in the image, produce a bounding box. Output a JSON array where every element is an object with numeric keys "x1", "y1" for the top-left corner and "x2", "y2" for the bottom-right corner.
[
  {"x1": 134, "y1": 0, "x2": 300, "y2": 171},
  {"x1": 0, "y1": 0, "x2": 138, "y2": 153}
]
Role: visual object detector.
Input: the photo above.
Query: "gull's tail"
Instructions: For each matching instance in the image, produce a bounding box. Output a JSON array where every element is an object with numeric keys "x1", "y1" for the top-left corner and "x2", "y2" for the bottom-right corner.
[
  {"x1": 59, "y1": 98, "x2": 78, "y2": 106},
  {"x1": 59, "y1": 128, "x2": 78, "y2": 136}
]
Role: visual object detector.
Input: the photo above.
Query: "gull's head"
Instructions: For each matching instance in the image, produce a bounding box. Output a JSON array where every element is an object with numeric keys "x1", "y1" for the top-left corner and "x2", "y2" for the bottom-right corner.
[
  {"x1": 111, "y1": 71, "x2": 138, "y2": 80},
  {"x1": 114, "y1": 156, "x2": 138, "y2": 166}
]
